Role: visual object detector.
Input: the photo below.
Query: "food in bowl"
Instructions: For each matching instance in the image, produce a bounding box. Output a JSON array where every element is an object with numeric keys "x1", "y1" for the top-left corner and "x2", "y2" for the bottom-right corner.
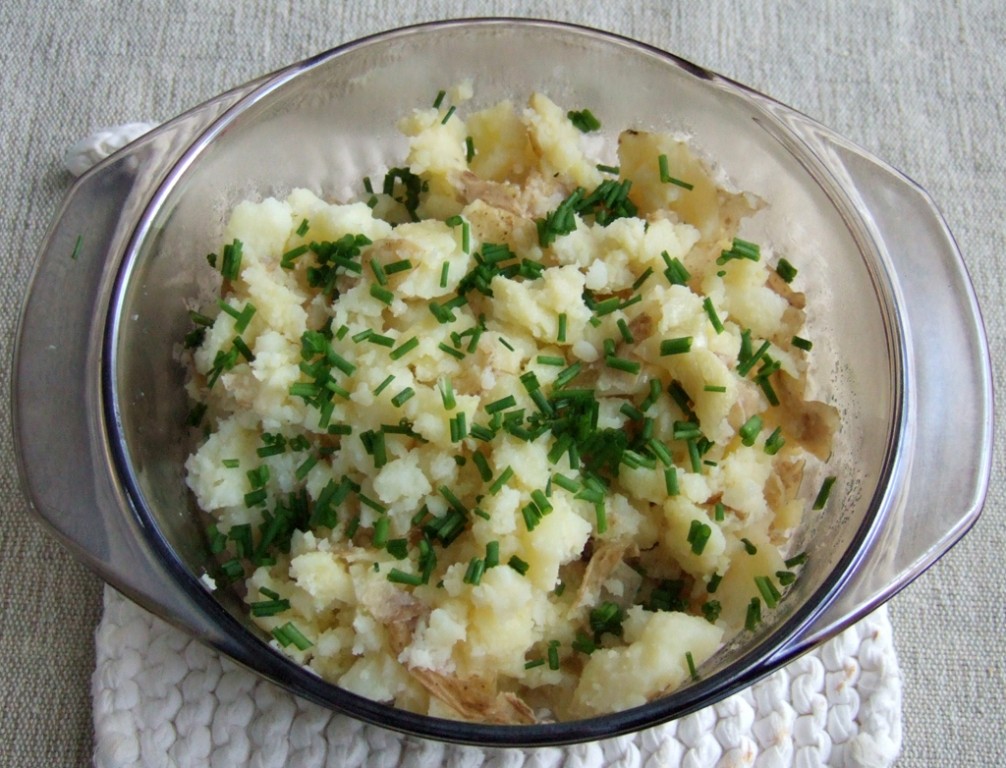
[{"x1": 182, "y1": 86, "x2": 837, "y2": 722}]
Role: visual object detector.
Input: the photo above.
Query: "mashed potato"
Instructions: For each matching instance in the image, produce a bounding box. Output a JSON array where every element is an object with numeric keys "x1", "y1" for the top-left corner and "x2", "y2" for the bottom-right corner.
[{"x1": 183, "y1": 90, "x2": 837, "y2": 722}]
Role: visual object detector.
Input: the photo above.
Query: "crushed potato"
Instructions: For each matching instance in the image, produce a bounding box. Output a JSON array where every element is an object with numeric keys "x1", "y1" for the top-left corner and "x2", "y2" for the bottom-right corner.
[{"x1": 183, "y1": 89, "x2": 837, "y2": 722}]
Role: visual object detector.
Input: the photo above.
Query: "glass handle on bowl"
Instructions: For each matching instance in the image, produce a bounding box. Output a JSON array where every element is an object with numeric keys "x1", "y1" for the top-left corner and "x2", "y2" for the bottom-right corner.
[
  {"x1": 12, "y1": 76, "x2": 267, "y2": 641},
  {"x1": 767, "y1": 122, "x2": 993, "y2": 662}
]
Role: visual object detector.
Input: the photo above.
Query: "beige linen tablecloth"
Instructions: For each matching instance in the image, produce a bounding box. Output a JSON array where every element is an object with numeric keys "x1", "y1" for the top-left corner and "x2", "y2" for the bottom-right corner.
[{"x1": 2, "y1": 2, "x2": 1002, "y2": 765}]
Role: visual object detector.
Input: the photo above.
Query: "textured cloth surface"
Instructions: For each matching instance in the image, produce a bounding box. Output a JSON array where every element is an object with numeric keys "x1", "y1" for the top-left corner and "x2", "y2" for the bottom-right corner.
[
  {"x1": 2, "y1": 2, "x2": 1004, "y2": 767},
  {"x1": 94, "y1": 586, "x2": 900, "y2": 768}
]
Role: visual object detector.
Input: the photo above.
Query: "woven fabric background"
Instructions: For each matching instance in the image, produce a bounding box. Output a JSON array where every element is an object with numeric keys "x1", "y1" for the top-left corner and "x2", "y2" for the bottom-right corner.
[{"x1": 1, "y1": 2, "x2": 1002, "y2": 766}]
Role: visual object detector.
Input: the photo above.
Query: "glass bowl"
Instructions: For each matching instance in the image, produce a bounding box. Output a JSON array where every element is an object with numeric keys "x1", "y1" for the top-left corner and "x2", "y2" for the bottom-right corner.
[{"x1": 14, "y1": 19, "x2": 992, "y2": 745}]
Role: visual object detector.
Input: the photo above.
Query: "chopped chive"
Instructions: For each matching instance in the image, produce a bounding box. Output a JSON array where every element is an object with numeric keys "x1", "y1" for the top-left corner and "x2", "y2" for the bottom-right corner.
[
  {"x1": 463, "y1": 557, "x2": 486, "y2": 586},
  {"x1": 703, "y1": 297, "x2": 725, "y2": 334},
  {"x1": 438, "y1": 342, "x2": 465, "y2": 360},
  {"x1": 498, "y1": 337, "x2": 515, "y2": 352},
  {"x1": 70, "y1": 234, "x2": 83, "y2": 260},
  {"x1": 385, "y1": 259, "x2": 413, "y2": 275},
  {"x1": 273, "y1": 621, "x2": 312, "y2": 650},
  {"x1": 370, "y1": 258, "x2": 388, "y2": 285},
  {"x1": 465, "y1": 136, "x2": 475, "y2": 163},
  {"x1": 668, "y1": 177, "x2": 694, "y2": 191},
  {"x1": 296, "y1": 218, "x2": 310, "y2": 236},
  {"x1": 530, "y1": 489, "x2": 553, "y2": 514},
  {"x1": 508, "y1": 555, "x2": 529, "y2": 575},
  {"x1": 366, "y1": 333, "x2": 395, "y2": 348},
  {"x1": 552, "y1": 474, "x2": 581, "y2": 493},
  {"x1": 763, "y1": 426, "x2": 785, "y2": 455},
  {"x1": 605, "y1": 355, "x2": 641, "y2": 374},
  {"x1": 387, "y1": 568, "x2": 424, "y2": 586},
  {"x1": 658, "y1": 154, "x2": 671, "y2": 183},
  {"x1": 548, "y1": 641, "x2": 561, "y2": 670},
  {"x1": 596, "y1": 163, "x2": 620, "y2": 175},
  {"x1": 352, "y1": 328, "x2": 374, "y2": 343},
  {"x1": 461, "y1": 221, "x2": 471, "y2": 254},
  {"x1": 707, "y1": 573, "x2": 722, "y2": 593},
  {"x1": 374, "y1": 374, "x2": 395, "y2": 396},
  {"x1": 439, "y1": 261, "x2": 450, "y2": 288},
  {"x1": 792, "y1": 335, "x2": 813, "y2": 351},
  {"x1": 370, "y1": 284, "x2": 394, "y2": 305},
  {"x1": 631, "y1": 267, "x2": 654, "y2": 291},
  {"x1": 685, "y1": 651, "x2": 698, "y2": 680},
  {"x1": 737, "y1": 339, "x2": 771, "y2": 377},
  {"x1": 557, "y1": 313, "x2": 567, "y2": 342},
  {"x1": 391, "y1": 387, "x2": 415, "y2": 408},
  {"x1": 755, "y1": 575, "x2": 782, "y2": 609},
  {"x1": 537, "y1": 355, "x2": 565, "y2": 366},
  {"x1": 488, "y1": 466, "x2": 514, "y2": 495},
  {"x1": 701, "y1": 600, "x2": 722, "y2": 623},
  {"x1": 686, "y1": 438, "x2": 702, "y2": 473},
  {"x1": 431, "y1": 378, "x2": 454, "y2": 414},
  {"x1": 714, "y1": 502, "x2": 725, "y2": 521},
  {"x1": 441, "y1": 105, "x2": 456, "y2": 124},
  {"x1": 813, "y1": 476, "x2": 837, "y2": 510},
  {"x1": 222, "y1": 458, "x2": 240, "y2": 469},
  {"x1": 358, "y1": 493, "x2": 386, "y2": 513},
  {"x1": 524, "y1": 658, "x2": 545, "y2": 670},
  {"x1": 281, "y1": 244, "x2": 310, "y2": 269},
  {"x1": 776, "y1": 258, "x2": 798, "y2": 283},
  {"x1": 663, "y1": 465, "x2": 680, "y2": 495},
  {"x1": 472, "y1": 451, "x2": 492, "y2": 482},
  {"x1": 595, "y1": 503, "x2": 608, "y2": 533},
  {"x1": 295, "y1": 454, "x2": 318, "y2": 480},
  {"x1": 663, "y1": 253, "x2": 690, "y2": 286},
  {"x1": 372, "y1": 516, "x2": 389, "y2": 547},
  {"x1": 660, "y1": 337, "x2": 693, "y2": 356},
  {"x1": 567, "y1": 108, "x2": 601, "y2": 132},
  {"x1": 741, "y1": 538, "x2": 758, "y2": 555},
  {"x1": 687, "y1": 519, "x2": 712, "y2": 555},
  {"x1": 704, "y1": 384, "x2": 727, "y2": 393},
  {"x1": 432, "y1": 89, "x2": 446, "y2": 109},
  {"x1": 739, "y1": 415, "x2": 763, "y2": 446},
  {"x1": 485, "y1": 395, "x2": 517, "y2": 414},
  {"x1": 776, "y1": 570, "x2": 797, "y2": 586},
  {"x1": 616, "y1": 318, "x2": 635, "y2": 343},
  {"x1": 390, "y1": 336, "x2": 419, "y2": 360},
  {"x1": 785, "y1": 552, "x2": 808, "y2": 568}
]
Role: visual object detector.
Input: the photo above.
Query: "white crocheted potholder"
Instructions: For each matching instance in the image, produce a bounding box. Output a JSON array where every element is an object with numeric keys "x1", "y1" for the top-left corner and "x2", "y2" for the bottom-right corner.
[
  {"x1": 93, "y1": 586, "x2": 902, "y2": 768},
  {"x1": 73, "y1": 125, "x2": 902, "y2": 768}
]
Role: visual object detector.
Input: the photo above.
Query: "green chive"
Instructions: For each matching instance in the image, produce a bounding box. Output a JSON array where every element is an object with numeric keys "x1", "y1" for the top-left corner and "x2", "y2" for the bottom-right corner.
[
  {"x1": 739, "y1": 415, "x2": 763, "y2": 446},
  {"x1": 813, "y1": 476, "x2": 837, "y2": 510},
  {"x1": 465, "y1": 136, "x2": 475, "y2": 163},
  {"x1": 374, "y1": 374, "x2": 395, "y2": 395},
  {"x1": 488, "y1": 466, "x2": 514, "y2": 495},
  {"x1": 508, "y1": 555, "x2": 529, "y2": 575},
  {"x1": 441, "y1": 105, "x2": 456, "y2": 125},
  {"x1": 703, "y1": 297, "x2": 725, "y2": 334},
  {"x1": 755, "y1": 575, "x2": 782, "y2": 609},
  {"x1": 433, "y1": 89, "x2": 446, "y2": 108},
  {"x1": 685, "y1": 651, "x2": 698, "y2": 680},
  {"x1": 391, "y1": 387, "x2": 415, "y2": 407},
  {"x1": 606, "y1": 355, "x2": 641, "y2": 374},
  {"x1": 390, "y1": 336, "x2": 419, "y2": 360},
  {"x1": 439, "y1": 342, "x2": 465, "y2": 360},
  {"x1": 370, "y1": 284, "x2": 394, "y2": 305},
  {"x1": 485, "y1": 395, "x2": 516, "y2": 414},
  {"x1": 660, "y1": 337, "x2": 693, "y2": 356},
  {"x1": 387, "y1": 568, "x2": 424, "y2": 586},
  {"x1": 557, "y1": 313, "x2": 567, "y2": 342},
  {"x1": 745, "y1": 597, "x2": 762, "y2": 631},
  {"x1": 776, "y1": 258, "x2": 798, "y2": 283},
  {"x1": 792, "y1": 335, "x2": 813, "y2": 351}
]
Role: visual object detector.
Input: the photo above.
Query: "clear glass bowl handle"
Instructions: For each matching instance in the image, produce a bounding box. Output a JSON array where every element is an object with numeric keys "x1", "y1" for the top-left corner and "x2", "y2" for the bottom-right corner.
[{"x1": 767, "y1": 117, "x2": 994, "y2": 660}]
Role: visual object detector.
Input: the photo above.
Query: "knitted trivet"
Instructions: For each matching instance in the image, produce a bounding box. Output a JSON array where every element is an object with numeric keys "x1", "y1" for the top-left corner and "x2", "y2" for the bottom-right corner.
[
  {"x1": 74, "y1": 127, "x2": 902, "y2": 768},
  {"x1": 93, "y1": 587, "x2": 901, "y2": 768}
]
